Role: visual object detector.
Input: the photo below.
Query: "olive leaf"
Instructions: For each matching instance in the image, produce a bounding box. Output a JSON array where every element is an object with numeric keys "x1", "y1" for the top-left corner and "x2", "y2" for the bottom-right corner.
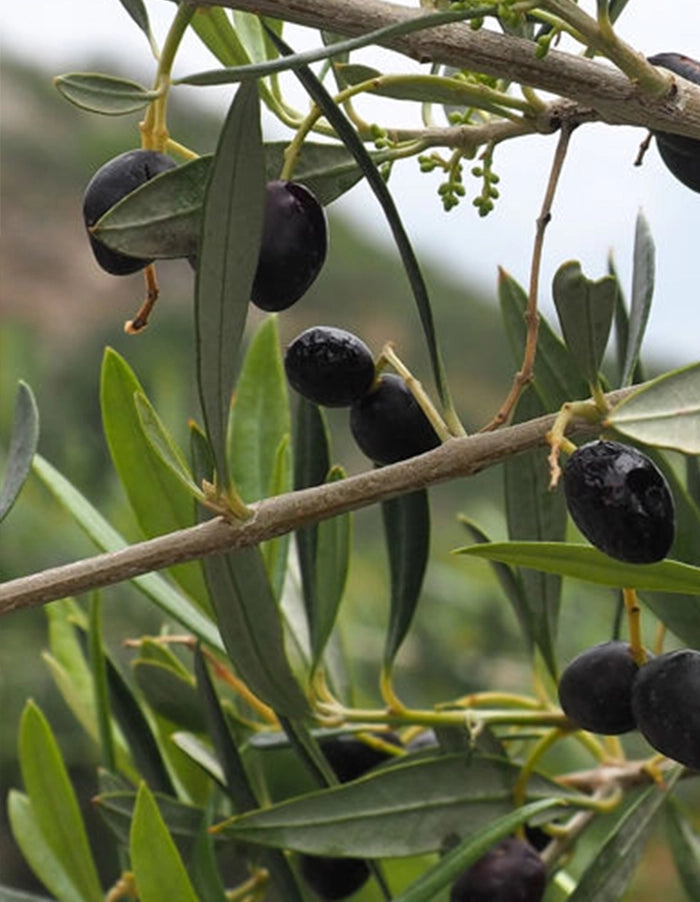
[
  {"x1": 0, "y1": 381, "x2": 39, "y2": 524},
  {"x1": 129, "y1": 783, "x2": 199, "y2": 902},
  {"x1": 457, "y1": 541, "x2": 700, "y2": 595},
  {"x1": 382, "y1": 488, "x2": 430, "y2": 670},
  {"x1": 552, "y1": 260, "x2": 617, "y2": 386},
  {"x1": 195, "y1": 79, "x2": 265, "y2": 493},
  {"x1": 54, "y1": 72, "x2": 160, "y2": 115},
  {"x1": 606, "y1": 361, "x2": 700, "y2": 454},
  {"x1": 621, "y1": 210, "x2": 655, "y2": 387}
]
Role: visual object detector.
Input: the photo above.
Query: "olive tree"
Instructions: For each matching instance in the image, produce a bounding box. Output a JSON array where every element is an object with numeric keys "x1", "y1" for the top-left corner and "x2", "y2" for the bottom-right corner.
[{"x1": 1, "y1": 1, "x2": 699, "y2": 900}]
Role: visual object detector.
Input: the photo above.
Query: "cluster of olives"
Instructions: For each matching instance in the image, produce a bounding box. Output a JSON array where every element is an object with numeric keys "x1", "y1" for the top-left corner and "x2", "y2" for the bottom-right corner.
[
  {"x1": 559, "y1": 641, "x2": 700, "y2": 769},
  {"x1": 284, "y1": 326, "x2": 441, "y2": 465},
  {"x1": 299, "y1": 732, "x2": 400, "y2": 900},
  {"x1": 82, "y1": 149, "x2": 327, "y2": 311},
  {"x1": 561, "y1": 441, "x2": 698, "y2": 767}
]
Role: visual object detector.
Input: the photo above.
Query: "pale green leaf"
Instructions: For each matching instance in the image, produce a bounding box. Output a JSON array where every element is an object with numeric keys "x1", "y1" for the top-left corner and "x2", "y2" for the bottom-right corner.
[
  {"x1": 54, "y1": 72, "x2": 159, "y2": 115},
  {"x1": 0, "y1": 381, "x2": 39, "y2": 523},
  {"x1": 622, "y1": 211, "x2": 655, "y2": 387},
  {"x1": 17, "y1": 702, "x2": 102, "y2": 902},
  {"x1": 129, "y1": 783, "x2": 199, "y2": 902},
  {"x1": 607, "y1": 361, "x2": 700, "y2": 453},
  {"x1": 457, "y1": 541, "x2": 700, "y2": 594}
]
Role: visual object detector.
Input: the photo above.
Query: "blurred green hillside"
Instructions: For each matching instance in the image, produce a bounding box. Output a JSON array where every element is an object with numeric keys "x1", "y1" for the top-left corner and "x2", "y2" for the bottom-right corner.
[{"x1": 0, "y1": 57, "x2": 690, "y2": 899}]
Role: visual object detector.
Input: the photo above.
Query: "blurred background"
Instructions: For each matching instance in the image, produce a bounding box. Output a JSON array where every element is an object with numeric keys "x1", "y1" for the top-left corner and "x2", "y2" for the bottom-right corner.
[{"x1": 1, "y1": 1, "x2": 698, "y2": 897}]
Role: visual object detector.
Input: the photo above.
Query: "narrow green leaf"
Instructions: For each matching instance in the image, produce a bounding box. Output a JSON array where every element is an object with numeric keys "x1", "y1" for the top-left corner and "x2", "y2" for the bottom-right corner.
[
  {"x1": 0, "y1": 881, "x2": 53, "y2": 902},
  {"x1": 188, "y1": 806, "x2": 229, "y2": 902},
  {"x1": 622, "y1": 211, "x2": 655, "y2": 387},
  {"x1": 106, "y1": 655, "x2": 176, "y2": 796},
  {"x1": 195, "y1": 80, "x2": 265, "y2": 491},
  {"x1": 202, "y1": 547, "x2": 309, "y2": 717},
  {"x1": 458, "y1": 516, "x2": 529, "y2": 639},
  {"x1": 100, "y1": 348, "x2": 208, "y2": 603},
  {"x1": 552, "y1": 260, "x2": 617, "y2": 385},
  {"x1": 499, "y1": 269, "x2": 588, "y2": 410},
  {"x1": 263, "y1": 141, "x2": 366, "y2": 205},
  {"x1": 293, "y1": 398, "x2": 331, "y2": 646},
  {"x1": 666, "y1": 798, "x2": 700, "y2": 900},
  {"x1": 17, "y1": 702, "x2": 102, "y2": 902},
  {"x1": 567, "y1": 773, "x2": 678, "y2": 901},
  {"x1": 132, "y1": 659, "x2": 206, "y2": 733},
  {"x1": 94, "y1": 156, "x2": 207, "y2": 259},
  {"x1": 177, "y1": 9, "x2": 492, "y2": 88},
  {"x1": 134, "y1": 392, "x2": 205, "y2": 501},
  {"x1": 88, "y1": 595, "x2": 117, "y2": 773},
  {"x1": 262, "y1": 435, "x2": 292, "y2": 599},
  {"x1": 31, "y1": 454, "x2": 222, "y2": 649},
  {"x1": 117, "y1": 0, "x2": 151, "y2": 38},
  {"x1": 219, "y1": 754, "x2": 578, "y2": 858},
  {"x1": 193, "y1": 648, "x2": 305, "y2": 900},
  {"x1": 457, "y1": 542, "x2": 700, "y2": 594},
  {"x1": 190, "y1": 6, "x2": 250, "y2": 67},
  {"x1": 394, "y1": 798, "x2": 562, "y2": 902},
  {"x1": 130, "y1": 783, "x2": 199, "y2": 902},
  {"x1": 229, "y1": 317, "x2": 290, "y2": 502},
  {"x1": 504, "y1": 388, "x2": 566, "y2": 675},
  {"x1": 687, "y1": 454, "x2": 700, "y2": 508},
  {"x1": 266, "y1": 28, "x2": 453, "y2": 413},
  {"x1": 7, "y1": 791, "x2": 86, "y2": 902},
  {"x1": 607, "y1": 361, "x2": 700, "y2": 453},
  {"x1": 53, "y1": 72, "x2": 159, "y2": 115},
  {"x1": 311, "y1": 466, "x2": 352, "y2": 667},
  {"x1": 382, "y1": 488, "x2": 430, "y2": 669},
  {"x1": 95, "y1": 789, "x2": 204, "y2": 845},
  {"x1": 0, "y1": 381, "x2": 39, "y2": 523}
]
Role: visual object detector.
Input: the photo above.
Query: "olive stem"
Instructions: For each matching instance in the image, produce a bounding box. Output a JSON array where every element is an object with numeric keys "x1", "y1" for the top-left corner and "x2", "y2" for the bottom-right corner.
[
  {"x1": 124, "y1": 264, "x2": 160, "y2": 334},
  {"x1": 479, "y1": 119, "x2": 575, "y2": 432},
  {"x1": 623, "y1": 587, "x2": 647, "y2": 666},
  {"x1": 513, "y1": 727, "x2": 568, "y2": 809},
  {"x1": 378, "y1": 343, "x2": 456, "y2": 441}
]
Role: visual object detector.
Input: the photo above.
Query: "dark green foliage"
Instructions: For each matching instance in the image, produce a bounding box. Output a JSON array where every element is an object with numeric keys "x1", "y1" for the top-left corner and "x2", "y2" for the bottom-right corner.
[
  {"x1": 251, "y1": 180, "x2": 328, "y2": 311},
  {"x1": 648, "y1": 53, "x2": 700, "y2": 193},
  {"x1": 563, "y1": 440, "x2": 675, "y2": 563},
  {"x1": 631, "y1": 649, "x2": 700, "y2": 769},
  {"x1": 284, "y1": 326, "x2": 375, "y2": 407},
  {"x1": 349, "y1": 374, "x2": 441, "y2": 464},
  {"x1": 82, "y1": 149, "x2": 175, "y2": 273},
  {"x1": 449, "y1": 837, "x2": 546, "y2": 902},
  {"x1": 557, "y1": 640, "x2": 642, "y2": 734}
]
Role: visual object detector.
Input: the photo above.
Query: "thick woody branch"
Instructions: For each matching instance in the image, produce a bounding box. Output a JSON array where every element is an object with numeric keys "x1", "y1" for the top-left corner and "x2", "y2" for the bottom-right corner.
[
  {"x1": 0, "y1": 386, "x2": 636, "y2": 617},
  {"x1": 185, "y1": 0, "x2": 700, "y2": 139}
]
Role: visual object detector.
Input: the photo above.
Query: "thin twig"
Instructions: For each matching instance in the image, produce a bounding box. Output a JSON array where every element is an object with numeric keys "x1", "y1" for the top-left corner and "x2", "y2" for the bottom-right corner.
[{"x1": 480, "y1": 118, "x2": 575, "y2": 431}]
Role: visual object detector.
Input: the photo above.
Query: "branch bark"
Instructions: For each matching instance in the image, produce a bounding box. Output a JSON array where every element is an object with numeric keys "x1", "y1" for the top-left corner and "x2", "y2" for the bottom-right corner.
[
  {"x1": 187, "y1": 0, "x2": 700, "y2": 138},
  {"x1": 0, "y1": 387, "x2": 635, "y2": 617}
]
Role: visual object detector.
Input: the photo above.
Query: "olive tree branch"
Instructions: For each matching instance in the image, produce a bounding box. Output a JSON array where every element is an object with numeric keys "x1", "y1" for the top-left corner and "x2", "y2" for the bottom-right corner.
[
  {"x1": 0, "y1": 385, "x2": 637, "y2": 617},
  {"x1": 181, "y1": 0, "x2": 700, "y2": 139}
]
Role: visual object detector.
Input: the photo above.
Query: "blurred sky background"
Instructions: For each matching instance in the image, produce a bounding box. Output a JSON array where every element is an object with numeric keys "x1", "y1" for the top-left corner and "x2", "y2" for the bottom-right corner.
[{"x1": 2, "y1": 0, "x2": 700, "y2": 365}]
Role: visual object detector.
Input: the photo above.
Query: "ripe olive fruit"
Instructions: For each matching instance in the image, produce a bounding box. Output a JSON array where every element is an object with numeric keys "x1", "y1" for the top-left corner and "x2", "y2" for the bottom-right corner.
[
  {"x1": 251, "y1": 180, "x2": 327, "y2": 311},
  {"x1": 563, "y1": 440, "x2": 675, "y2": 564},
  {"x1": 318, "y1": 732, "x2": 402, "y2": 783},
  {"x1": 349, "y1": 373, "x2": 441, "y2": 465},
  {"x1": 284, "y1": 326, "x2": 375, "y2": 407},
  {"x1": 450, "y1": 837, "x2": 546, "y2": 902},
  {"x1": 83, "y1": 149, "x2": 175, "y2": 275},
  {"x1": 299, "y1": 854, "x2": 370, "y2": 901},
  {"x1": 558, "y1": 641, "x2": 643, "y2": 734},
  {"x1": 647, "y1": 53, "x2": 700, "y2": 193},
  {"x1": 631, "y1": 649, "x2": 700, "y2": 769},
  {"x1": 299, "y1": 734, "x2": 400, "y2": 899}
]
